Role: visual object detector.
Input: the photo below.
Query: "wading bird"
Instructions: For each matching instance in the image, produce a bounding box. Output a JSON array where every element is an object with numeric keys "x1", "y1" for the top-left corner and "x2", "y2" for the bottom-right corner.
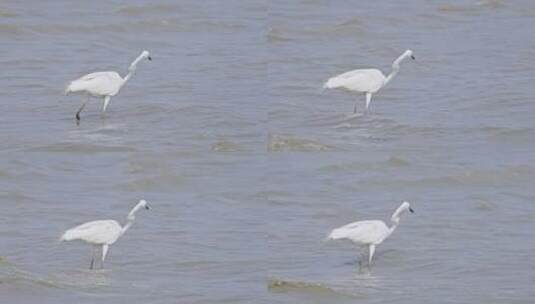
[
  {"x1": 327, "y1": 201, "x2": 414, "y2": 266},
  {"x1": 323, "y1": 50, "x2": 415, "y2": 113},
  {"x1": 65, "y1": 50, "x2": 152, "y2": 122},
  {"x1": 60, "y1": 199, "x2": 151, "y2": 269}
]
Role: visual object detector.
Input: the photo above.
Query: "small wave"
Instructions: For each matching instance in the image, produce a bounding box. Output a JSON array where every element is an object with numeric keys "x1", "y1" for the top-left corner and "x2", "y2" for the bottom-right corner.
[
  {"x1": 333, "y1": 17, "x2": 367, "y2": 34},
  {"x1": 336, "y1": 17, "x2": 363, "y2": 28},
  {"x1": 0, "y1": 168, "x2": 10, "y2": 178},
  {"x1": 0, "y1": 24, "x2": 24, "y2": 36},
  {"x1": 477, "y1": 0, "x2": 506, "y2": 8},
  {"x1": 252, "y1": 191, "x2": 294, "y2": 204},
  {"x1": 174, "y1": 260, "x2": 221, "y2": 271},
  {"x1": 306, "y1": 112, "x2": 402, "y2": 133},
  {"x1": 336, "y1": 112, "x2": 365, "y2": 122},
  {"x1": 50, "y1": 269, "x2": 112, "y2": 289},
  {"x1": 0, "y1": 259, "x2": 61, "y2": 289},
  {"x1": 1, "y1": 258, "x2": 113, "y2": 291},
  {"x1": 27, "y1": 20, "x2": 172, "y2": 35},
  {"x1": 305, "y1": 113, "x2": 363, "y2": 128},
  {"x1": 268, "y1": 279, "x2": 333, "y2": 293},
  {"x1": 319, "y1": 156, "x2": 409, "y2": 173},
  {"x1": 268, "y1": 134, "x2": 334, "y2": 152},
  {"x1": 211, "y1": 140, "x2": 242, "y2": 152},
  {"x1": 0, "y1": 256, "x2": 9, "y2": 266},
  {"x1": 481, "y1": 127, "x2": 533, "y2": 142},
  {"x1": 387, "y1": 156, "x2": 410, "y2": 167},
  {"x1": 438, "y1": 4, "x2": 477, "y2": 13},
  {"x1": 268, "y1": 278, "x2": 363, "y2": 299},
  {"x1": 268, "y1": 17, "x2": 366, "y2": 43},
  {"x1": 474, "y1": 199, "x2": 496, "y2": 211},
  {"x1": 28, "y1": 18, "x2": 245, "y2": 35},
  {"x1": 333, "y1": 123, "x2": 353, "y2": 129},
  {"x1": 0, "y1": 9, "x2": 17, "y2": 18},
  {"x1": 453, "y1": 166, "x2": 535, "y2": 185},
  {"x1": 437, "y1": 1, "x2": 504, "y2": 14},
  {"x1": 27, "y1": 143, "x2": 136, "y2": 154},
  {"x1": 116, "y1": 4, "x2": 180, "y2": 16},
  {"x1": 119, "y1": 175, "x2": 185, "y2": 192},
  {"x1": 0, "y1": 191, "x2": 34, "y2": 203},
  {"x1": 367, "y1": 165, "x2": 535, "y2": 189},
  {"x1": 0, "y1": 258, "x2": 111, "y2": 291},
  {"x1": 266, "y1": 28, "x2": 292, "y2": 43}
]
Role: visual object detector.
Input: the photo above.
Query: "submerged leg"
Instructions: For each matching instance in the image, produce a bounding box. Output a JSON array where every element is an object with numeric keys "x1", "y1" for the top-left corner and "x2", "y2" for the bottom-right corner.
[
  {"x1": 353, "y1": 97, "x2": 358, "y2": 113},
  {"x1": 365, "y1": 93, "x2": 372, "y2": 112},
  {"x1": 368, "y1": 244, "x2": 376, "y2": 266},
  {"x1": 102, "y1": 96, "x2": 111, "y2": 113},
  {"x1": 101, "y1": 244, "x2": 109, "y2": 269},
  {"x1": 89, "y1": 246, "x2": 96, "y2": 269},
  {"x1": 76, "y1": 96, "x2": 89, "y2": 123},
  {"x1": 357, "y1": 249, "x2": 365, "y2": 268}
]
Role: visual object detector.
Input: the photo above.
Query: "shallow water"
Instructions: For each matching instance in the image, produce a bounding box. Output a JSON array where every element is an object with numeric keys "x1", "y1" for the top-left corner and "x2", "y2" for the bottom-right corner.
[{"x1": 1, "y1": 0, "x2": 535, "y2": 303}]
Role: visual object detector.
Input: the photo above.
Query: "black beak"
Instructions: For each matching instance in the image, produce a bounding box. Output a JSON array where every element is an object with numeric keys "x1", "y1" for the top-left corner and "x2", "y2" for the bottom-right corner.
[
  {"x1": 145, "y1": 204, "x2": 151, "y2": 210},
  {"x1": 409, "y1": 207, "x2": 414, "y2": 213},
  {"x1": 410, "y1": 55, "x2": 415, "y2": 60},
  {"x1": 148, "y1": 56, "x2": 152, "y2": 61}
]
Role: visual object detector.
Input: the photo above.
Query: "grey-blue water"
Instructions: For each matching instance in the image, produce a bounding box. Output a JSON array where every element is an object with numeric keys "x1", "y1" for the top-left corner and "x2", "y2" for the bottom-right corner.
[{"x1": 1, "y1": 0, "x2": 535, "y2": 303}]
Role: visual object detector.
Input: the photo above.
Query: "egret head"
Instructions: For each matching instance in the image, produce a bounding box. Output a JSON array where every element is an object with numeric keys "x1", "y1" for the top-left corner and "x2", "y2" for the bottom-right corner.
[
  {"x1": 405, "y1": 49, "x2": 415, "y2": 60},
  {"x1": 139, "y1": 199, "x2": 151, "y2": 210},
  {"x1": 141, "y1": 50, "x2": 152, "y2": 61},
  {"x1": 400, "y1": 201, "x2": 414, "y2": 213},
  {"x1": 391, "y1": 201, "x2": 413, "y2": 224}
]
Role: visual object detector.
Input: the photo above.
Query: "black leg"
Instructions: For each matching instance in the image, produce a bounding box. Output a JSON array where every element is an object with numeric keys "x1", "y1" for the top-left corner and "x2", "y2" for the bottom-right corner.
[
  {"x1": 76, "y1": 96, "x2": 89, "y2": 124},
  {"x1": 89, "y1": 246, "x2": 96, "y2": 270},
  {"x1": 76, "y1": 103, "x2": 86, "y2": 123}
]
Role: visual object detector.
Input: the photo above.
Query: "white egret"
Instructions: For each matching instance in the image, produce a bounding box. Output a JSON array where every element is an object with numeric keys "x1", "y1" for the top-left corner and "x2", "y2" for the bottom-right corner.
[
  {"x1": 323, "y1": 50, "x2": 415, "y2": 113},
  {"x1": 327, "y1": 201, "x2": 414, "y2": 266},
  {"x1": 65, "y1": 50, "x2": 152, "y2": 122},
  {"x1": 60, "y1": 199, "x2": 151, "y2": 269}
]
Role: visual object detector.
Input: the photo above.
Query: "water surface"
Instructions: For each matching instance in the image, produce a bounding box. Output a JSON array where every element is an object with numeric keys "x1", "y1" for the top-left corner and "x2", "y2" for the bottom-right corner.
[{"x1": 1, "y1": 0, "x2": 535, "y2": 303}]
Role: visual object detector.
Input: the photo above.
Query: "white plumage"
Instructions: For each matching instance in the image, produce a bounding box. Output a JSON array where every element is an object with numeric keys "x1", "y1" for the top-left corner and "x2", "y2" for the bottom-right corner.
[
  {"x1": 324, "y1": 69, "x2": 385, "y2": 93},
  {"x1": 328, "y1": 201, "x2": 414, "y2": 266},
  {"x1": 324, "y1": 50, "x2": 415, "y2": 113},
  {"x1": 65, "y1": 50, "x2": 152, "y2": 122},
  {"x1": 61, "y1": 220, "x2": 123, "y2": 244},
  {"x1": 328, "y1": 220, "x2": 390, "y2": 244},
  {"x1": 61, "y1": 199, "x2": 151, "y2": 269},
  {"x1": 66, "y1": 72, "x2": 124, "y2": 97}
]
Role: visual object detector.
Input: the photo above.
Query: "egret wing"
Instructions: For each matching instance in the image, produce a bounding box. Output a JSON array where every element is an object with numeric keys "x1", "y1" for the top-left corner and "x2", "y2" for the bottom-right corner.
[
  {"x1": 325, "y1": 69, "x2": 385, "y2": 93},
  {"x1": 76, "y1": 71, "x2": 116, "y2": 82},
  {"x1": 330, "y1": 220, "x2": 389, "y2": 244},
  {"x1": 67, "y1": 71, "x2": 123, "y2": 96},
  {"x1": 62, "y1": 220, "x2": 122, "y2": 244}
]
